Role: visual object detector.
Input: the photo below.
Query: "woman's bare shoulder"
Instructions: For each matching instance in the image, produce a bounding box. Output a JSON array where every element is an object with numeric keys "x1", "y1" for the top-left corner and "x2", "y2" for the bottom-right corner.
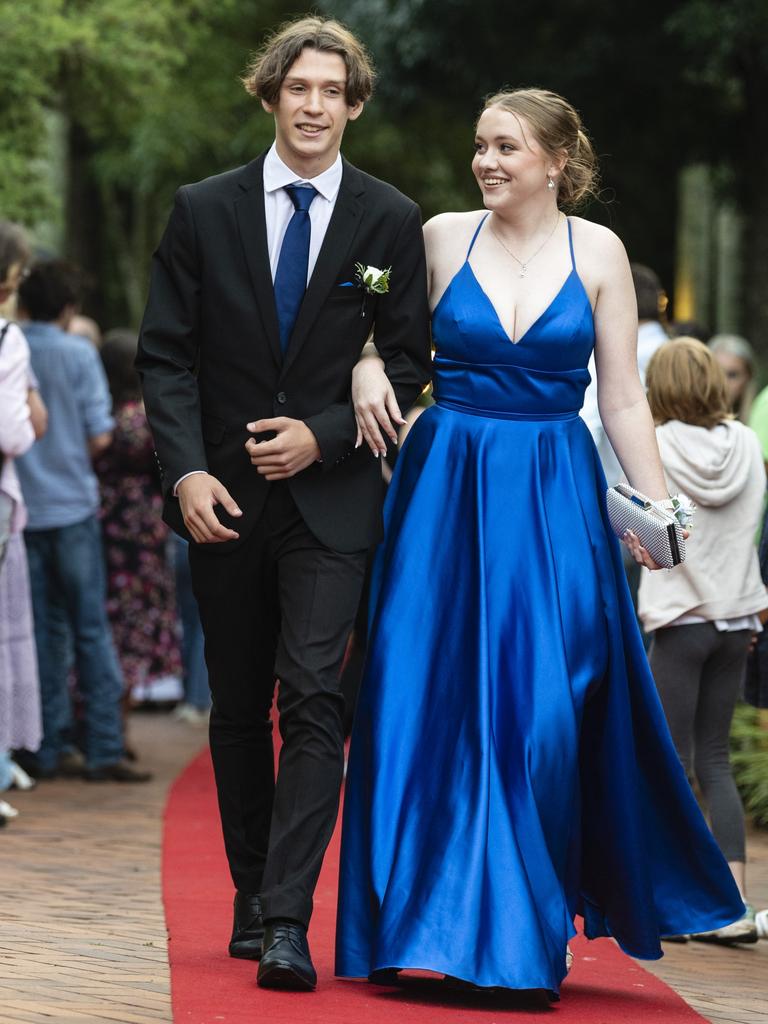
[
  {"x1": 424, "y1": 210, "x2": 486, "y2": 241},
  {"x1": 568, "y1": 216, "x2": 627, "y2": 260}
]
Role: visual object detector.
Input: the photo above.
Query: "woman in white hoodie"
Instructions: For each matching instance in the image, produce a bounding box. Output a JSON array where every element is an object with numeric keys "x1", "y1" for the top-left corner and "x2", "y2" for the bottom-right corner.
[{"x1": 639, "y1": 337, "x2": 766, "y2": 944}]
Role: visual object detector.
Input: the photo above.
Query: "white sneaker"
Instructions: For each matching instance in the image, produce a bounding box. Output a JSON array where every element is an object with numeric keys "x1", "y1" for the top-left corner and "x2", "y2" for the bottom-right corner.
[
  {"x1": 9, "y1": 761, "x2": 35, "y2": 790},
  {"x1": 172, "y1": 703, "x2": 210, "y2": 726},
  {"x1": 755, "y1": 908, "x2": 768, "y2": 939},
  {"x1": 0, "y1": 800, "x2": 19, "y2": 819},
  {"x1": 692, "y1": 905, "x2": 758, "y2": 945}
]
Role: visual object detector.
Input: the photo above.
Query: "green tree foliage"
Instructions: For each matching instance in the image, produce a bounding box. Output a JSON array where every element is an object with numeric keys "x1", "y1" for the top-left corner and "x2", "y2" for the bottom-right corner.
[
  {"x1": 2, "y1": 0, "x2": 767, "y2": 341},
  {"x1": 731, "y1": 704, "x2": 768, "y2": 828},
  {"x1": 323, "y1": 0, "x2": 727, "y2": 305},
  {"x1": 0, "y1": 0, "x2": 294, "y2": 322},
  {"x1": 666, "y1": 0, "x2": 768, "y2": 348},
  {"x1": 0, "y1": 0, "x2": 69, "y2": 222},
  {"x1": 326, "y1": 0, "x2": 768, "y2": 347}
]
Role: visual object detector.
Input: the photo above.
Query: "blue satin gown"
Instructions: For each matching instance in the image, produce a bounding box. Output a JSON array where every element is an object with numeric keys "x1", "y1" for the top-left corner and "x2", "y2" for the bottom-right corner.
[{"x1": 336, "y1": 216, "x2": 744, "y2": 996}]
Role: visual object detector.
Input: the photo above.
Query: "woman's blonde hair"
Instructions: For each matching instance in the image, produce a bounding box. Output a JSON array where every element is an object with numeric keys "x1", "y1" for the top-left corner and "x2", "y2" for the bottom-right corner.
[
  {"x1": 646, "y1": 337, "x2": 733, "y2": 429},
  {"x1": 242, "y1": 16, "x2": 375, "y2": 106},
  {"x1": 481, "y1": 88, "x2": 599, "y2": 209}
]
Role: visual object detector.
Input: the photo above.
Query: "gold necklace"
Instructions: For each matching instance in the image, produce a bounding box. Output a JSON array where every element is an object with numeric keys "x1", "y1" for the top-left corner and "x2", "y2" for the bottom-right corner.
[{"x1": 489, "y1": 212, "x2": 562, "y2": 278}]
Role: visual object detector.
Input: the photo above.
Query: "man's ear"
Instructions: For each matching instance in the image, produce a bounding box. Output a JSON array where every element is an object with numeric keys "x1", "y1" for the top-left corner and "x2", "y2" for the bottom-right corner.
[
  {"x1": 347, "y1": 101, "x2": 365, "y2": 123},
  {"x1": 261, "y1": 97, "x2": 275, "y2": 115}
]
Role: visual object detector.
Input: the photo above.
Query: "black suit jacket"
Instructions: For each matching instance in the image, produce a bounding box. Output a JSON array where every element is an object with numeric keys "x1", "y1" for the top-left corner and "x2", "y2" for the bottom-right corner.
[{"x1": 136, "y1": 153, "x2": 432, "y2": 553}]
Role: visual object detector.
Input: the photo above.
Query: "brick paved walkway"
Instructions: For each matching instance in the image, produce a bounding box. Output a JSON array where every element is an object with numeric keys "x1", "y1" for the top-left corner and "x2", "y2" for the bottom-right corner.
[{"x1": 0, "y1": 711, "x2": 765, "y2": 1024}]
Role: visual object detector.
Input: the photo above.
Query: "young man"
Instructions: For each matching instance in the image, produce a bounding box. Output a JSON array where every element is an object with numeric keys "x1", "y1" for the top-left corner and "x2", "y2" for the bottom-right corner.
[
  {"x1": 15, "y1": 261, "x2": 151, "y2": 784},
  {"x1": 137, "y1": 16, "x2": 431, "y2": 990}
]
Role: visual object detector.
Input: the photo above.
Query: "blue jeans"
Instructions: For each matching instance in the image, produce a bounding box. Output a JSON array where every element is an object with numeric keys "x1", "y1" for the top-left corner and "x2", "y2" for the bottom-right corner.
[
  {"x1": 174, "y1": 536, "x2": 210, "y2": 710},
  {"x1": 25, "y1": 516, "x2": 125, "y2": 771}
]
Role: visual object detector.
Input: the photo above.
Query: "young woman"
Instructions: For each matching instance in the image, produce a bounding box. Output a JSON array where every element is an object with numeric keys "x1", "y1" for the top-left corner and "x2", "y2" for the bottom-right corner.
[
  {"x1": 639, "y1": 337, "x2": 766, "y2": 945},
  {"x1": 335, "y1": 89, "x2": 744, "y2": 998},
  {"x1": 0, "y1": 222, "x2": 47, "y2": 819}
]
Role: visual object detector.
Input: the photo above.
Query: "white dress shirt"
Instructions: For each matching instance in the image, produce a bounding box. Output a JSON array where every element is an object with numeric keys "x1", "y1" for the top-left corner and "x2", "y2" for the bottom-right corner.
[
  {"x1": 174, "y1": 145, "x2": 343, "y2": 494},
  {"x1": 263, "y1": 143, "x2": 343, "y2": 283}
]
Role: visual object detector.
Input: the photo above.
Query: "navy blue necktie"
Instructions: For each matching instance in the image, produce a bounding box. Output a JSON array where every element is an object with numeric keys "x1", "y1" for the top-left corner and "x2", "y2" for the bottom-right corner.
[{"x1": 274, "y1": 184, "x2": 318, "y2": 353}]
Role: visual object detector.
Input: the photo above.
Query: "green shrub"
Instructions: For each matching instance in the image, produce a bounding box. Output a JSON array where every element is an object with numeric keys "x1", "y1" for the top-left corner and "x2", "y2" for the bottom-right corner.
[{"x1": 730, "y1": 703, "x2": 768, "y2": 828}]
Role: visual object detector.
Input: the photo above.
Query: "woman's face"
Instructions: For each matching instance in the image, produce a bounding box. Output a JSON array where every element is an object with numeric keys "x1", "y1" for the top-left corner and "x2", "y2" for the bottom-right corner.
[
  {"x1": 472, "y1": 106, "x2": 554, "y2": 211},
  {"x1": 714, "y1": 351, "x2": 751, "y2": 407}
]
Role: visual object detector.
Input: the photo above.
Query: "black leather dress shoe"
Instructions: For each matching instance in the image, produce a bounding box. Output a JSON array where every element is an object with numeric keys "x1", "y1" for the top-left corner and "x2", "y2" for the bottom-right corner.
[
  {"x1": 257, "y1": 921, "x2": 317, "y2": 991},
  {"x1": 228, "y1": 892, "x2": 264, "y2": 960}
]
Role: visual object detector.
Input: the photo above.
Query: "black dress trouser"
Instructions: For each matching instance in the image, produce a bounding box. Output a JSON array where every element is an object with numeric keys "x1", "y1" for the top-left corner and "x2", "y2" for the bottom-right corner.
[{"x1": 188, "y1": 482, "x2": 367, "y2": 926}]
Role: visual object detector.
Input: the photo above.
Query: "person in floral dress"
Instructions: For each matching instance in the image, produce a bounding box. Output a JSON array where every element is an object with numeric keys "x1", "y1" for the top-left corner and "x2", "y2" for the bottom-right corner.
[{"x1": 96, "y1": 330, "x2": 181, "y2": 698}]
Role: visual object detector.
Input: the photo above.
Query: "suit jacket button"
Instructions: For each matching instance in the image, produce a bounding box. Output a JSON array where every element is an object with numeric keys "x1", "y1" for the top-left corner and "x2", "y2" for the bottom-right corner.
[{"x1": 276, "y1": 391, "x2": 287, "y2": 404}]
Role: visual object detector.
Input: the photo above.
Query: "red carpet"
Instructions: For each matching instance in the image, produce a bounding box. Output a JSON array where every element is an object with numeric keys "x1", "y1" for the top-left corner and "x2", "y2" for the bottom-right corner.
[{"x1": 162, "y1": 748, "x2": 708, "y2": 1023}]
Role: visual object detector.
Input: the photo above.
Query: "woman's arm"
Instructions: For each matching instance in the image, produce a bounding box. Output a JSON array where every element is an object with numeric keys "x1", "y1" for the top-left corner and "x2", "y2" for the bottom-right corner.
[
  {"x1": 0, "y1": 326, "x2": 36, "y2": 458},
  {"x1": 592, "y1": 231, "x2": 668, "y2": 500},
  {"x1": 27, "y1": 388, "x2": 47, "y2": 439},
  {"x1": 352, "y1": 215, "x2": 450, "y2": 454},
  {"x1": 588, "y1": 229, "x2": 673, "y2": 570}
]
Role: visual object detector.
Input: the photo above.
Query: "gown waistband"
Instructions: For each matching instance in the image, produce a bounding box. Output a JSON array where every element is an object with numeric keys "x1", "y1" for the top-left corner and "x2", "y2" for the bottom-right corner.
[{"x1": 435, "y1": 398, "x2": 580, "y2": 422}]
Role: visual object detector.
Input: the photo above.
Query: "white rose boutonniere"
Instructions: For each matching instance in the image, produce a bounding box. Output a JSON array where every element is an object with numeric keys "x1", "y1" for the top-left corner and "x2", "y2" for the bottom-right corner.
[
  {"x1": 355, "y1": 263, "x2": 391, "y2": 295},
  {"x1": 353, "y1": 263, "x2": 391, "y2": 318}
]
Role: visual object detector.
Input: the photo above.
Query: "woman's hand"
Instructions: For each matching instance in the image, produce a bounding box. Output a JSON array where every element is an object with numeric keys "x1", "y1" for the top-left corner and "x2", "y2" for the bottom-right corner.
[
  {"x1": 351, "y1": 354, "x2": 405, "y2": 456},
  {"x1": 622, "y1": 528, "x2": 690, "y2": 571}
]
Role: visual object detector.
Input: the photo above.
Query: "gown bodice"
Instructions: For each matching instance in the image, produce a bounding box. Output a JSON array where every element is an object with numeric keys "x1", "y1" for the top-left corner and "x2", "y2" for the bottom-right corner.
[{"x1": 431, "y1": 214, "x2": 595, "y2": 420}]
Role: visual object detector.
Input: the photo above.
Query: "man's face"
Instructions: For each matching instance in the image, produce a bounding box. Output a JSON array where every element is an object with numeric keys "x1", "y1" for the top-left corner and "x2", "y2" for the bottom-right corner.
[{"x1": 263, "y1": 47, "x2": 363, "y2": 174}]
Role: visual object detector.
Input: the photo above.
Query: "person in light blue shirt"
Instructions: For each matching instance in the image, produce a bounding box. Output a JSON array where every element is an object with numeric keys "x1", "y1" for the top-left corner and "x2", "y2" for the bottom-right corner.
[
  {"x1": 15, "y1": 261, "x2": 151, "y2": 782},
  {"x1": 17, "y1": 322, "x2": 114, "y2": 530}
]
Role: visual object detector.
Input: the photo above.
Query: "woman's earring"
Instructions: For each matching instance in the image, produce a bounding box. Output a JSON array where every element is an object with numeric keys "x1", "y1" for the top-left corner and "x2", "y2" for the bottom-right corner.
[{"x1": 547, "y1": 176, "x2": 555, "y2": 191}]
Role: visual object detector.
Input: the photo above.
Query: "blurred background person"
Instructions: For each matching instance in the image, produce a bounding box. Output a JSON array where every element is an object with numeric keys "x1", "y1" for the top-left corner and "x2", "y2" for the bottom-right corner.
[
  {"x1": 581, "y1": 262, "x2": 669, "y2": 486},
  {"x1": 172, "y1": 535, "x2": 210, "y2": 725},
  {"x1": 0, "y1": 222, "x2": 47, "y2": 823},
  {"x1": 97, "y1": 329, "x2": 182, "y2": 713},
  {"x1": 15, "y1": 262, "x2": 150, "y2": 783},
  {"x1": 669, "y1": 319, "x2": 711, "y2": 343},
  {"x1": 709, "y1": 334, "x2": 758, "y2": 423},
  {"x1": 745, "y1": 354, "x2": 768, "y2": 711},
  {"x1": 68, "y1": 313, "x2": 103, "y2": 350},
  {"x1": 639, "y1": 337, "x2": 767, "y2": 944}
]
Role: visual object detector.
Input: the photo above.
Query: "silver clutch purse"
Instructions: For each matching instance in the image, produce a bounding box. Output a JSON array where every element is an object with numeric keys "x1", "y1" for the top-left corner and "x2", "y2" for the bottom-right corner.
[{"x1": 606, "y1": 484, "x2": 686, "y2": 568}]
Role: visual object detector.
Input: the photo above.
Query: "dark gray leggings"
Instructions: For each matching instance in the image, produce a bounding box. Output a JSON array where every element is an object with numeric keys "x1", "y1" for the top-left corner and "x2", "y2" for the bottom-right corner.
[{"x1": 649, "y1": 623, "x2": 748, "y2": 863}]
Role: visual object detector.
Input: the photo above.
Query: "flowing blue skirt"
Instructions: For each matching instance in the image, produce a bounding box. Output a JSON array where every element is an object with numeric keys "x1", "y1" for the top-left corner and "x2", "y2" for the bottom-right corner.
[{"x1": 336, "y1": 404, "x2": 744, "y2": 995}]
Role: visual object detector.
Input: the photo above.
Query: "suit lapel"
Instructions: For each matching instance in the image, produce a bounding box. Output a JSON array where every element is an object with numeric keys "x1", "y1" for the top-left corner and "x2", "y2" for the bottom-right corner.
[
  {"x1": 234, "y1": 156, "x2": 282, "y2": 367},
  {"x1": 281, "y1": 161, "x2": 366, "y2": 377}
]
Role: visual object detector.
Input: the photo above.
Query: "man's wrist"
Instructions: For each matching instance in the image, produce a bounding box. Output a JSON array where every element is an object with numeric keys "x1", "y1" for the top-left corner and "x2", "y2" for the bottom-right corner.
[{"x1": 173, "y1": 470, "x2": 207, "y2": 496}]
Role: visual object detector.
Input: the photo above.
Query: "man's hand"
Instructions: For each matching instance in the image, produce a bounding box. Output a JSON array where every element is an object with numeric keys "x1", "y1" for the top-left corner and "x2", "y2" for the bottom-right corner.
[
  {"x1": 178, "y1": 472, "x2": 242, "y2": 544},
  {"x1": 245, "y1": 417, "x2": 321, "y2": 480}
]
